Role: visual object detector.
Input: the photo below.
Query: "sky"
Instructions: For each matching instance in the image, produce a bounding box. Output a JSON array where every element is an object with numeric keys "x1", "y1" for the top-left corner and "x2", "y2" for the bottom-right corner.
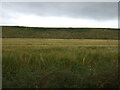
[{"x1": 0, "y1": 2, "x2": 118, "y2": 28}]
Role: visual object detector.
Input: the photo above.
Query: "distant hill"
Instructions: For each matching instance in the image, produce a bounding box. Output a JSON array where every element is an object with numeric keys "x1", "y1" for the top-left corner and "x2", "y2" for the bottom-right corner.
[{"x1": 1, "y1": 26, "x2": 119, "y2": 39}]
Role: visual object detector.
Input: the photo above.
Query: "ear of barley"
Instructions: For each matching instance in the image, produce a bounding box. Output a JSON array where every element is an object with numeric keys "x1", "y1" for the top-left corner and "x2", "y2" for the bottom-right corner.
[{"x1": 83, "y1": 57, "x2": 85, "y2": 65}]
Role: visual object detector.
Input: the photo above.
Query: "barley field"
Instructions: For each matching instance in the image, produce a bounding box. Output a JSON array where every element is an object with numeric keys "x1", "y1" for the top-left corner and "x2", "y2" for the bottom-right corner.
[{"x1": 2, "y1": 38, "x2": 118, "y2": 88}]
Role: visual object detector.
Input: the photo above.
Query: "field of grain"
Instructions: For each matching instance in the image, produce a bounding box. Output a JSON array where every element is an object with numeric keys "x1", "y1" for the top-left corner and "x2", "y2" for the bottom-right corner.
[{"x1": 2, "y1": 38, "x2": 118, "y2": 88}]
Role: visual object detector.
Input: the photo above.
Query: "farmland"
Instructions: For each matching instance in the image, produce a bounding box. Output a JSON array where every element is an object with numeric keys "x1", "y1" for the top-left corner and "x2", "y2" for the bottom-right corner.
[{"x1": 2, "y1": 38, "x2": 118, "y2": 88}]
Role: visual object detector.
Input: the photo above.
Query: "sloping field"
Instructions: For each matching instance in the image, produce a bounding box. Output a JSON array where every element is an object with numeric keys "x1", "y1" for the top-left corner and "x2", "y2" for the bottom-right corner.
[{"x1": 2, "y1": 26, "x2": 118, "y2": 39}]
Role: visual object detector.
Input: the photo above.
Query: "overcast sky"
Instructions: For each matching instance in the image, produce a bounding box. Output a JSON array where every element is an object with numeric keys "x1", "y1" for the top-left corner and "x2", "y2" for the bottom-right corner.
[{"x1": 0, "y1": 2, "x2": 118, "y2": 28}]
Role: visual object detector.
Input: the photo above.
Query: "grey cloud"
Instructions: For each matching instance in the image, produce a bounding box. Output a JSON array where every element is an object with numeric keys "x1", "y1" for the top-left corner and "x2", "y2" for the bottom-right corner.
[{"x1": 2, "y1": 2, "x2": 118, "y2": 20}]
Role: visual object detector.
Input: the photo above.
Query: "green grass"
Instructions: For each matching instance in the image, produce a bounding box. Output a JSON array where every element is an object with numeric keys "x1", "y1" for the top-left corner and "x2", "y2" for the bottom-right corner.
[
  {"x1": 2, "y1": 38, "x2": 118, "y2": 88},
  {"x1": 2, "y1": 26, "x2": 119, "y2": 39}
]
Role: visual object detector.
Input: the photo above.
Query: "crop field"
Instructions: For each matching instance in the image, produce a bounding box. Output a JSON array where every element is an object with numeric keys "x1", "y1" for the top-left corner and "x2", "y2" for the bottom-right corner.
[{"x1": 2, "y1": 38, "x2": 118, "y2": 88}]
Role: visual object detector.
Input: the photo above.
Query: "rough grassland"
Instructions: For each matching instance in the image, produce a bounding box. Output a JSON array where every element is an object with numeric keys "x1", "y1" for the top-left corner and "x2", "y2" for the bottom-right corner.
[
  {"x1": 3, "y1": 38, "x2": 118, "y2": 88},
  {"x1": 2, "y1": 26, "x2": 118, "y2": 39}
]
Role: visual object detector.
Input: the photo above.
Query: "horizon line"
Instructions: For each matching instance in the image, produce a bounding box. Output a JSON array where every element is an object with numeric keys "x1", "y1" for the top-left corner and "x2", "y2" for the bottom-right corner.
[{"x1": 0, "y1": 25, "x2": 119, "y2": 29}]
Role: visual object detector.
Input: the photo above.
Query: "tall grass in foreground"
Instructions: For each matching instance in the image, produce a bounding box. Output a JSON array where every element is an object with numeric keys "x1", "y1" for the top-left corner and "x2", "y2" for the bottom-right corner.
[{"x1": 2, "y1": 39, "x2": 118, "y2": 88}]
